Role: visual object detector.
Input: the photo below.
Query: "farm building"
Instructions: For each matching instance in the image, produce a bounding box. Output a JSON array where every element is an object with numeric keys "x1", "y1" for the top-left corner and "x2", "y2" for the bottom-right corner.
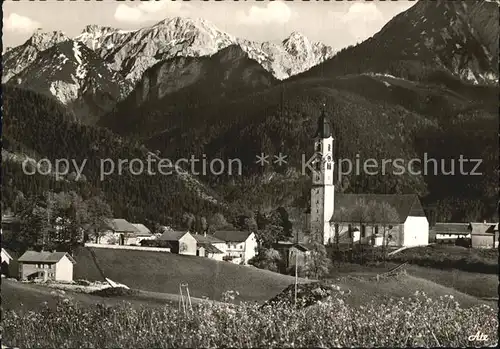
[
  {"x1": 288, "y1": 244, "x2": 313, "y2": 271},
  {"x1": 98, "y1": 219, "x2": 142, "y2": 245},
  {"x1": 192, "y1": 233, "x2": 225, "y2": 261},
  {"x1": 431, "y1": 223, "x2": 470, "y2": 243},
  {"x1": 470, "y1": 222, "x2": 498, "y2": 248},
  {"x1": 213, "y1": 231, "x2": 258, "y2": 265},
  {"x1": 1, "y1": 247, "x2": 14, "y2": 277},
  {"x1": 18, "y1": 251, "x2": 76, "y2": 282},
  {"x1": 131, "y1": 223, "x2": 156, "y2": 244},
  {"x1": 158, "y1": 231, "x2": 197, "y2": 255}
]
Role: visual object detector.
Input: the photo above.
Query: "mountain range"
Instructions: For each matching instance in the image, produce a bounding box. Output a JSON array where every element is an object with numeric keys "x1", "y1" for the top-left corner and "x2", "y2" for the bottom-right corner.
[{"x1": 2, "y1": 0, "x2": 498, "y2": 229}]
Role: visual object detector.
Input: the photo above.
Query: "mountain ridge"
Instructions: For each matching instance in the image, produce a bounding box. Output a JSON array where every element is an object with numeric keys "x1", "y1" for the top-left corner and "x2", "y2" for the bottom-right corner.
[{"x1": 9, "y1": 40, "x2": 133, "y2": 124}]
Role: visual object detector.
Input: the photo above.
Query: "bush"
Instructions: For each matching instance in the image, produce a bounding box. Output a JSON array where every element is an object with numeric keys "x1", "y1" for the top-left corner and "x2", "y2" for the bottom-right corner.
[{"x1": 140, "y1": 240, "x2": 172, "y2": 248}]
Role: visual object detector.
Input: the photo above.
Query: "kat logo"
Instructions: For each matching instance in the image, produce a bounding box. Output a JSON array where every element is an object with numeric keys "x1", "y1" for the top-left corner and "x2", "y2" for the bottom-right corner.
[{"x1": 468, "y1": 331, "x2": 489, "y2": 342}]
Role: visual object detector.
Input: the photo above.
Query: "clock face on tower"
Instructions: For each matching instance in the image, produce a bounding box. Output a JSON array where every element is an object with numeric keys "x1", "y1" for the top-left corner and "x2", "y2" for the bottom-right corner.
[{"x1": 324, "y1": 153, "x2": 333, "y2": 163}]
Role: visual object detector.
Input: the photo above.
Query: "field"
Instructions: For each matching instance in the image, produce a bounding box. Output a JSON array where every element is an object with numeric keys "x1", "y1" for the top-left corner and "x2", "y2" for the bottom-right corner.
[
  {"x1": 73, "y1": 247, "x2": 304, "y2": 302},
  {"x1": 2, "y1": 278, "x2": 497, "y2": 348},
  {"x1": 3, "y1": 245, "x2": 498, "y2": 348},
  {"x1": 0, "y1": 279, "x2": 219, "y2": 314},
  {"x1": 3, "y1": 245, "x2": 498, "y2": 347}
]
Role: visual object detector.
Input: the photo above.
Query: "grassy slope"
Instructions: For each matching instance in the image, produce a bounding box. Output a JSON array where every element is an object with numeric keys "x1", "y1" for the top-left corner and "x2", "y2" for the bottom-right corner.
[
  {"x1": 387, "y1": 244, "x2": 499, "y2": 274},
  {"x1": 332, "y1": 273, "x2": 494, "y2": 308},
  {"x1": 403, "y1": 265, "x2": 498, "y2": 300},
  {"x1": 1, "y1": 279, "x2": 221, "y2": 315},
  {"x1": 328, "y1": 260, "x2": 498, "y2": 300},
  {"x1": 71, "y1": 247, "x2": 495, "y2": 308},
  {"x1": 73, "y1": 247, "x2": 301, "y2": 302}
]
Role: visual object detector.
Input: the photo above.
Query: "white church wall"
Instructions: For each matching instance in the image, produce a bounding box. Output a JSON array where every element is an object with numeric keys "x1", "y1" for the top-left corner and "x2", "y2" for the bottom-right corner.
[{"x1": 403, "y1": 216, "x2": 429, "y2": 246}]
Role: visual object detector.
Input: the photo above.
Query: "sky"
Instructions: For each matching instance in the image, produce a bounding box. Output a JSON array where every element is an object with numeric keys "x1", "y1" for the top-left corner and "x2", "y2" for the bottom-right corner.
[{"x1": 3, "y1": 0, "x2": 415, "y2": 50}]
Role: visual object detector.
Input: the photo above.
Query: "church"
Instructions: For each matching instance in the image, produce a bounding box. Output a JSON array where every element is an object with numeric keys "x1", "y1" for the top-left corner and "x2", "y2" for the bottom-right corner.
[{"x1": 304, "y1": 106, "x2": 429, "y2": 248}]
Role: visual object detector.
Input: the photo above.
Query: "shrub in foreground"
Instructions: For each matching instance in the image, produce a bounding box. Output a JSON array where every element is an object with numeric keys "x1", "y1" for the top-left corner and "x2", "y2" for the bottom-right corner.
[{"x1": 1, "y1": 292, "x2": 497, "y2": 348}]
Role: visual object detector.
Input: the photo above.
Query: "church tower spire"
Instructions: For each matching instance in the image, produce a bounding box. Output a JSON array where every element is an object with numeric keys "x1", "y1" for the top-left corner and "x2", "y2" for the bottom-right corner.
[
  {"x1": 314, "y1": 103, "x2": 332, "y2": 139},
  {"x1": 309, "y1": 103, "x2": 335, "y2": 245}
]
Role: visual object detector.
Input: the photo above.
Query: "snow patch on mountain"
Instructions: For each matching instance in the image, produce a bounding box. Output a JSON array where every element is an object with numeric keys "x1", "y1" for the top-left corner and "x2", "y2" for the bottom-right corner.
[{"x1": 49, "y1": 80, "x2": 79, "y2": 105}]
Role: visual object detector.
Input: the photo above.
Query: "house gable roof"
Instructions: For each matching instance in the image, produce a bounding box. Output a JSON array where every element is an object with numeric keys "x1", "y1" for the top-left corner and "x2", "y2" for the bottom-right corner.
[
  {"x1": 291, "y1": 243, "x2": 316, "y2": 252},
  {"x1": 131, "y1": 223, "x2": 152, "y2": 237},
  {"x1": 431, "y1": 223, "x2": 470, "y2": 235},
  {"x1": 197, "y1": 243, "x2": 224, "y2": 254},
  {"x1": 105, "y1": 219, "x2": 140, "y2": 233},
  {"x1": 330, "y1": 194, "x2": 425, "y2": 224},
  {"x1": 18, "y1": 251, "x2": 76, "y2": 264},
  {"x1": 1, "y1": 248, "x2": 13, "y2": 261},
  {"x1": 469, "y1": 223, "x2": 497, "y2": 235},
  {"x1": 192, "y1": 234, "x2": 225, "y2": 244},
  {"x1": 158, "y1": 230, "x2": 190, "y2": 241},
  {"x1": 213, "y1": 230, "x2": 253, "y2": 243}
]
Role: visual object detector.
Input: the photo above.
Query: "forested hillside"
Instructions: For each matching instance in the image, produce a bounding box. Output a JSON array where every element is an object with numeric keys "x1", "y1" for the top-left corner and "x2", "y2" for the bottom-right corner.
[
  {"x1": 1, "y1": 86, "x2": 227, "y2": 227},
  {"x1": 104, "y1": 72, "x2": 497, "y2": 222}
]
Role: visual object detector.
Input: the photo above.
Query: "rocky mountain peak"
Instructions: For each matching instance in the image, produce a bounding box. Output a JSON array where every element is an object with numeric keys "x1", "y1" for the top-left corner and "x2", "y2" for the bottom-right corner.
[
  {"x1": 27, "y1": 29, "x2": 69, "y2": 51},
  {"x1": 81, "y1": 24, "x2": 117, "y2": 34},
  {"x1": 282, "y1": 31, "x2": 313, "y2": 57}
]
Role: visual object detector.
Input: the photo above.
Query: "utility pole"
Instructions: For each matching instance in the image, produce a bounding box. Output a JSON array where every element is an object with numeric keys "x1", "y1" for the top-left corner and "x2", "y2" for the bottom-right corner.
[{"x1": 294, "y1": 251, "x2": 298, "y2": 308}]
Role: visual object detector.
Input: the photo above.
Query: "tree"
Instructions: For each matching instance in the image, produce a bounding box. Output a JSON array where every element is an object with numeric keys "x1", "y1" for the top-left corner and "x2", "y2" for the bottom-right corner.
[
  {"x1": 330, "y1": 206, "x2": 350, "y2": 262},
  {"x1": 14, "y1": 200, "x2": 50, "y2": 251},
  {"x1": 303, "y1": 241, "x2": 332, "y2": 279},
  {"x1": 257, "y1": 211, "x2": 285, "y2": 248},
  {"x1": 350, "y1": 198, "x2": 370, "y2": 263},
  {"x1": 207, "y1": 213, "x2": 233, "y2": 233},
  {"x1": 248, "y1": 247, "x2": 282, "y2": 272},
  {"x1": 84, "y1": 196, "x2": 112, "y2": 243},
  {"x1": 182, "y1": 213, "x2": 196, "y2": 231},
  {"x1": 48, "y1": 191, "x2": 88, "y2": 252},
  {"x1": 371, "y1": 202, "x2": 399, "y2": 261}
]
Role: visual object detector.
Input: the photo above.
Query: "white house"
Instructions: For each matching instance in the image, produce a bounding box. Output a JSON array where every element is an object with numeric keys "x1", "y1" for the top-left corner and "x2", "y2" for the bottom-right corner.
[
  {"x1": 1, "y1": 247, "x2": 13, "y2": 276},
  {"x1": 98, "y1": 219, "x2": 141, "y2": 245},
  {"x1": 213, "y1": 231, "x2": 258, "y2": 265},
  {"x1": 158, "y1": 231, "x2": 197, "y2": 255},
  {"x1": 431, "y1": 223, "x2": 470, "y2": 242},
  {"x1": 307, "y1": 107, "x2": 429, "y2": 247},
  {"x1": 192, "y1": 233, "x2": 225, "y2": 261},
  {"x1": 131, "y1": 223, "x2": 156, "y2": 244},
  {"x1": 18, "y1": 251, "x2": 76, "y2": 282}
]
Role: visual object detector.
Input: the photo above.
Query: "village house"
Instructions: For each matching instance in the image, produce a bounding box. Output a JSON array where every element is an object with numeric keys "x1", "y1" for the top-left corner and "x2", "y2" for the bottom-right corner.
[
  {"x1": 470, "y1": 222, "x2": 498, "y2": 248},
  {"x1": 430, "y1": 223, "x2": 471, "y2": 244},
  {"x1": 18, "y1": 251, "x2": 76, "y2": 282},
  {"x1": 98, "y1": 219, "x2": 142, "y2": 245},
  {"x1": 192, "y1": 233, "x2": 225, "y2": 261},
  {"x1": 213, "y1": 231, "x2": 258, "y2": 265},
  {"x1": 157, "y1": 230, "x2": 197, "y2": 255},
  {"x1": 1, "y1": 247, "x2": 14, "y2": 277},
  {"x1": 131, "y1": 223, "x2": 156, "y2": 244},
  {"x1": 272, "y1": 241, "x2": 315, "y2": 273},
  {"x1": 288, "y1": 244, "x2": 313, "y2": 271}
]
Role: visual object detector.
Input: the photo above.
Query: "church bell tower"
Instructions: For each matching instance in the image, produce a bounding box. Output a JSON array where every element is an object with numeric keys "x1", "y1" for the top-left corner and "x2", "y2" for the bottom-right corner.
[{"x1": 309, "y1": 105, "x2": 335, "y2": 244}]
